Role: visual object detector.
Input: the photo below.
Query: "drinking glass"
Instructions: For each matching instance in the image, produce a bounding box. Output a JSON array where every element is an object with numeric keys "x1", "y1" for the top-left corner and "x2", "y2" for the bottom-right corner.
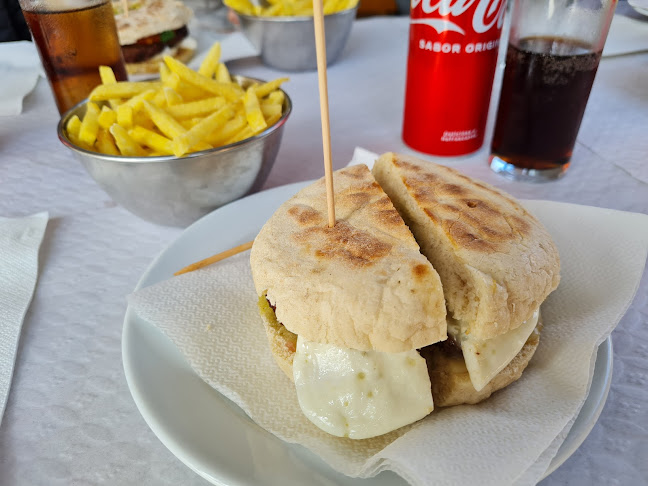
[
  {"x1": 489, "y1": 0, "x2": 617, "y2": 182},
  {"x1": 19, "y1": 0, "x2": 127, "y2": 115}
]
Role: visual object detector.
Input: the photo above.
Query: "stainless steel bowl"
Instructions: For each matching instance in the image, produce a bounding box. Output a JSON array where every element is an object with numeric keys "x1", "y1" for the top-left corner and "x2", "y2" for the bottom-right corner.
[
  {"x1": 236, "y1": 6, "x2": 358, "y2": 72},
  {"x1": 57, "y1": 76, "x2": 292, "y2": 227}
]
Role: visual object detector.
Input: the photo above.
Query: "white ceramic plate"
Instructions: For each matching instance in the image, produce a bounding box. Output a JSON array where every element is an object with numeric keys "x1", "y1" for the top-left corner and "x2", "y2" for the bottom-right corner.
[
  {"x1": 628, "y1": 0, "x2": 648, "y2": 16},
  {"x1": 122, "y1": 181, "x2": 613, "y2": 486}
]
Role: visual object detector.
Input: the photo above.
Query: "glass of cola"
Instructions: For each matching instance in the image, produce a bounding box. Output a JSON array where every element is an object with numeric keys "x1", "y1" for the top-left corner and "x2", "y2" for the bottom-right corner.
[{"x1": 489, "y1": 0, "x2": 617, "y2": 182}]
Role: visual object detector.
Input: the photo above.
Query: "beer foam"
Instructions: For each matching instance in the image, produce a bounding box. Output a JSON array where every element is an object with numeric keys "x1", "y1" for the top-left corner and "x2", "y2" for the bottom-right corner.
[{"x1": 28, "y1": 0, "x2": 105, "y2": 12}]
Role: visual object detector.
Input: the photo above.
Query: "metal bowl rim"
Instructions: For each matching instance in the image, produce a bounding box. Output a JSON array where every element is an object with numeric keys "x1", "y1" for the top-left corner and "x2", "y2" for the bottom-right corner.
[
  {"x1": 56, "y1": 75, "x2": 293, "y2": 164},
  {"x1": 235, "y1": 4, "x2": 357, "y2": 22}
]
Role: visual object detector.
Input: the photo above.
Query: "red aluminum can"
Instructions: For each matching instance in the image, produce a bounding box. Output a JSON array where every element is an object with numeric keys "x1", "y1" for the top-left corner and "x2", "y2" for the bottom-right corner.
[{"x1": 402, "y1": 0, "x2": 507, "y2": 156}]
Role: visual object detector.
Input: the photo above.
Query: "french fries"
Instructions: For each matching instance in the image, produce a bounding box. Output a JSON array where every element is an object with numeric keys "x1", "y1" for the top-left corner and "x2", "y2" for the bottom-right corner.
[
  {"x1": 67, "y1": 42, "x2": 289, "y2": 157},
  {"x1": 98, "y1": 106, "x2": 117, "y2": 129},
  {"x1": 96, "y1": 128, "x2": 119, "y2": 155},
  {"x1": 198, "y1": 43, "x2": 222, "y2": 78},
  {"x1": 224, "y1": 0, "x2": 357, "y2": 16},
  {"x1": 79, "y1": 102, "x2": 100, "y2": 146},
  {"x1": 172, "y1": 106, "x2": 234, "y2": 156},
  {"x1": 243, "y1": 87, "x2": 267, "y2": 134},
  {"x1": 109, "y1": 124, "x2": 146, "y2": 156},
  {"x1": 89, "y1": 81, "x2": 163, "y2": 101}
]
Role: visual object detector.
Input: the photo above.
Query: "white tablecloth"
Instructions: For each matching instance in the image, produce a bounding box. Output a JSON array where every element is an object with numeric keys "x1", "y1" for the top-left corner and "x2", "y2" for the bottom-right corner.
[{"x1": 1, "y1": 11, "x2": 647, "y2": 486}]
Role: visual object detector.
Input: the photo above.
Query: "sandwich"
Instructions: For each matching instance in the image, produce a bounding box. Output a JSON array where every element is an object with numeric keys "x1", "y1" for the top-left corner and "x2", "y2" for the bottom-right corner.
[
  {"x1": 250, "y1": 154, "x2": 560, "y2": 439},
  {"x1": 372, "y1": 153, "x2": 560, "y2": 406},
  {"x1": 251, "y1": 164, "x2": 448, "y2": 439},
  {"x1": 113, "y1": 0, "x2": 196, "y2": 75}
]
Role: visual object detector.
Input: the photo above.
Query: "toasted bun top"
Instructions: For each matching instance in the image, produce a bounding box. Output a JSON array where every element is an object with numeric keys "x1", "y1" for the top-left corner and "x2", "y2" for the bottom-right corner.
[
  {"x1": 250, "y1": 164, "x2": 447, "y2": 353},
  {"x1": 115, "y1": 0, "x2": 193, "y2": 45},
  {"x1": 373, "y1": 153, "x2": 560, "y2": 340}
]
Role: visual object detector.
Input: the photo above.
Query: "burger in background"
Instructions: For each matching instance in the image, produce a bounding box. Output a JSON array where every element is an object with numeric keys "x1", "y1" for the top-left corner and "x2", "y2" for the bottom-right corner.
[{"x1": 113, "y1": 0, "x2": 196, "y2": 75}]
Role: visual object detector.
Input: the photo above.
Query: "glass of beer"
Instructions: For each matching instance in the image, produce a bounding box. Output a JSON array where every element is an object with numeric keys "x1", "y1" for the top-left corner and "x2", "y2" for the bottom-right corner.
[
  {"x1": 19, "y1": 0, "x2": 127, "y2": 115},
  {"x1": 489, "y1": 0, "x2": 617, "y2": 182}
]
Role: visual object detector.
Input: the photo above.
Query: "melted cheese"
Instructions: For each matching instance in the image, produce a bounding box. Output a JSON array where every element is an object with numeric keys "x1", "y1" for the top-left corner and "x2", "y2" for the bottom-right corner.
[
  {"x1": 292, "y1": 336, "x2": 434, "y2": 439},
  {"x1": 449, "y1": 309, "x2": 540, "y2": 392}
]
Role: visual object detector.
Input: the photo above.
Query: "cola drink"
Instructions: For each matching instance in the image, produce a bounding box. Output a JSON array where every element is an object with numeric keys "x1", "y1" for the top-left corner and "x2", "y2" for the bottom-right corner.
[
  {"x1": 490, "y1": 37, "x2": 602, "y2": 172},
  {"x1": 488, "y1": 0, "x2": 615, "y2": 181},
  {"x1": 402, "y1": 0, "x2": 507, "y2": 157}
]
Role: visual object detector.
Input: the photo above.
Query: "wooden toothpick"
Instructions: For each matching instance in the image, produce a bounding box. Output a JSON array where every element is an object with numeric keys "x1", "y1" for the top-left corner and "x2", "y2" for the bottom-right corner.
[
  {"x1": 122, "y1": 0, "x2": 129, "y2": 17},
  {"x1": 312, "y1": 0, "x2": 335, "y2": 228},
  {"x1": 174, "y1": 241, "x2": 253, "y2": 276}
]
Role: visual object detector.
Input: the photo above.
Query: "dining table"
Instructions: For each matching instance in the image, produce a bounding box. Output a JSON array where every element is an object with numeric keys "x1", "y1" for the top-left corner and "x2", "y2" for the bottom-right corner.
[{"x1": 1, "y1": 2, "x2": 647, "y2": 485}]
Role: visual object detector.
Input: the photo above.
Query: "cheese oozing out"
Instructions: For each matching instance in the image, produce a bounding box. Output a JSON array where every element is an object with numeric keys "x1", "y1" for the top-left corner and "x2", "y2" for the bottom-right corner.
[
  {"x1": 292, "y1": 336, "x2": 434, "y2": 439},
  {"x1": 448, "y1": 309, "x2": 540, "y2": 392}
]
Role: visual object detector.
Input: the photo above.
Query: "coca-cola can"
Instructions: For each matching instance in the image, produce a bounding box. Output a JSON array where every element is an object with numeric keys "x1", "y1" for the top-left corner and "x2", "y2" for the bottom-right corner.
[{"x1": 402, "y1": 0, "x2": 507, "y2": 157}]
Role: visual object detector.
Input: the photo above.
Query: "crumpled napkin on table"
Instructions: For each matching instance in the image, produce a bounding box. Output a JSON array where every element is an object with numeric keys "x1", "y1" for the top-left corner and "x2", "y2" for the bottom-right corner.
[
  {"x1": 0, "y1": 212, "x2": 48, "y2": 425},
  {"x1": 0, "y1": 41, "x2": 44, "y2": 116},
  {"x1": 127, "y1": 150, "x2": 648, "y2": 486}
]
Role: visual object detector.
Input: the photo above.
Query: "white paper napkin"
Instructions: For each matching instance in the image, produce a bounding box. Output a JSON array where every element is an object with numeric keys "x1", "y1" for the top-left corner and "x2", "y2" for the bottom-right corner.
[
  {"x1": 127, "y1": 163, "x2": 648, "y2": 485},
  {"x1": 0, "y1": 212, "x2": 48, "y2": 425},
  {"x1": 0, "y1": 41, "x2": 44, "y2": 116},
  {"x1": 603, "y1": 13, "x2": 648, "y2": 57}
]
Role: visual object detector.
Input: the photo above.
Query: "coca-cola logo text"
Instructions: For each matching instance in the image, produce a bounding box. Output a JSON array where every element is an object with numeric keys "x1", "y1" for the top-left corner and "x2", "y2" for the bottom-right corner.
[{"x1": 410, "y1": 0, "x2": 506, "y2": 35}]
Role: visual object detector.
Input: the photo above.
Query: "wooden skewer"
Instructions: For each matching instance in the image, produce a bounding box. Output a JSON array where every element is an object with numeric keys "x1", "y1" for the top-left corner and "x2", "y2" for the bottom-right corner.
[
  {"x1": 174, "y1": 240, "x2": 253, "y2": 276},
  {"x1": 312, "y1": 0, "x2": 335, "y2": 228},
  {"x1": 176, "y1": 4, "x2": 335, "y2": 275},
  {"x1": 122, "y1": 0, "x2": 129, "y2": 17}
]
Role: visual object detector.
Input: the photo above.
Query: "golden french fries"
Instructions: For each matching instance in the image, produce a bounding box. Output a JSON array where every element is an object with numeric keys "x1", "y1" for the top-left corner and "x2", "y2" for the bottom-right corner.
[
  {"x1": 66, "y1": 115, "x2": 84, "y2": 147},
  {"x1": 98, "y1": 106, "x2": 116, "y2": 129},
  {"x1": 99, "y1": 66, "x2": 120, "y2": 109},
  {"x1": 117, "y1": 104, "x2": 134, "y2": 129},
  {"x1": 96, "y1": 128, "x2": 120, "y2": 155},
  {"x1": 164, "y1": 56, "x2": 243, "y2": 102},
  {"x1": 89, "y1": 81, "x2": 163, "y2": 101},
  {"x1": 198, "y1": 43, "x2": 222, "y2": 78},
  {"x1": 243, "y1": 87, "x2": 267, "y2": 134},
  {"x1": 163, "y1": 87, "x2": 183, "y2": 106},
  {"x1": 79, "y1": 102, "x2": 100, "y2": 146},
  {"x1": 224, "y1": 0, "x2": 357, "y2": 16},
  {"x1": 172, "y1": 106, "x2": 233, "y2": 156},
  {"x1": 206, "y1": 116, "x2": 246, "y2": 146},
  {"x1": 68, "y1": 42, "x2": 288, "y2": 158},
  {"x1": 109, "y1": 124, "x2": 146, "y2": 156},
  {"x1": 129, "y1": 126, "x2": 174, "y2": 155},
  {"x1": 216, "y1": 63, "x2": 231, "y2": 83},
  {"x1": 166, "y1": 96, "x2": 227, "y2": 119}
]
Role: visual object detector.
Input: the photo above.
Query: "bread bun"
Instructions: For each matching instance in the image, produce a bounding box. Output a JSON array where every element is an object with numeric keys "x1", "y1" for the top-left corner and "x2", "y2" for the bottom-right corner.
[
  {"x1": 125, "y1": 43, "x2": 196, "y2": 75},
  {"x1": 420, "y1": 318, "x2": 542, "y2": 407},
  {"x1": 115, "y1": 0, "x2": 195, "y2": 75},
  {"x1": 372, "y1": 152, "x2": 560, "y2": 341},
  {"x1": 250, "y1": 164, "x2": 448, "y2": 353}
]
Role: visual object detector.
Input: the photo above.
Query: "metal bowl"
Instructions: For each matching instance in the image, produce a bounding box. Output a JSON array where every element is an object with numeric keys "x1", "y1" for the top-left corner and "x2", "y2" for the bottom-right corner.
[
  {"x1": 57, "y1": 76, "x2": 292, "y2": 227},
  {"x1": 236, "y1": 6, "x2": 358, "y2": 72}
]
